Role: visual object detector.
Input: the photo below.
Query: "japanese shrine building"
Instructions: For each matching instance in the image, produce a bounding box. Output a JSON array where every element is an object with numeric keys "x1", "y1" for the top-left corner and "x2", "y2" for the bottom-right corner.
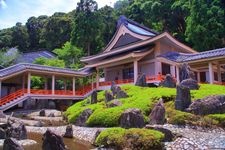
[{"x1": 0, "y1": 16, "x2": 225, "y2": 111}]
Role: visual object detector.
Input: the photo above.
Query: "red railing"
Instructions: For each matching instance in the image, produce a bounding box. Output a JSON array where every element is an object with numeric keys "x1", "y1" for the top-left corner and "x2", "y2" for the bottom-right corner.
[
  {"x1": 0, "y1": 89, "x2": 27, "y2": 106},
  {"x1": 146, "y1": 74, "x2": 166, "y2": 82},
  {"x1": 99, "y1": 79, "x2": 134, "y2": 86}
]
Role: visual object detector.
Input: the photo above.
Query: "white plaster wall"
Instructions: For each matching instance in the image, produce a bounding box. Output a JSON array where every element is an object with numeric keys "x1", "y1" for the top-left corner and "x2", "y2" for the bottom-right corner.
[{"x1": 139, "y1": 63, "x2": 155, "y2": 76}]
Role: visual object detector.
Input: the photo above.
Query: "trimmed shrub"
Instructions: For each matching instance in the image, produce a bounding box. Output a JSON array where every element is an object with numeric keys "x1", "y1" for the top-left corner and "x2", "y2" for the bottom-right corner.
[{"x1": 95, "y1": 128, "x2": 164, "y2": 150}]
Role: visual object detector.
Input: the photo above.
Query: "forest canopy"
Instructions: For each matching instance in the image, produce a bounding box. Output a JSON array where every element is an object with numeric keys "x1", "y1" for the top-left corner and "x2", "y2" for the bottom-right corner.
[{"x1": 0, "y1": 0, "x2": 224, "y2": 68}]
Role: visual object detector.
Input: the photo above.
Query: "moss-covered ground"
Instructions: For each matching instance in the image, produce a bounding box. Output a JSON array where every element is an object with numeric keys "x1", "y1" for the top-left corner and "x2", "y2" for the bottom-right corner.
[{"x1": 65, "y1": 84, "x2": 225, "y2": 127}]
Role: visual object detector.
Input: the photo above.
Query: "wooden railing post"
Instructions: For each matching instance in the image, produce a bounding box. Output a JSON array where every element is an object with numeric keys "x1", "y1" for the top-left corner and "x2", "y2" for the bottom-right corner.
[
  {"x1": 27, "y1": 73, "x2": 31, "y2": 94},
  {"x1": 52, "y1": 75, "x2": 55, "y2": 95},
  {"x1": 73, "y1": 77, "x2": 75, "y2": 96}
]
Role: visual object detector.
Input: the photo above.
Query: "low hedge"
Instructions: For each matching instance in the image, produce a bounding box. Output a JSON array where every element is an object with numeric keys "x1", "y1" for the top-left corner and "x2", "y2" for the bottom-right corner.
[{"x1": 95, "y1": 128, "x2": 164, "y2": 150}]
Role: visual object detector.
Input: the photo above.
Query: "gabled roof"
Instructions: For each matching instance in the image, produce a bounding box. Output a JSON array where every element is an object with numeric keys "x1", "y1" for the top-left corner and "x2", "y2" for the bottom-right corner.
[
  {"x1": 102, "y1": 16, "x2": 158, "y2": 53},
  {"x1": 16, "y1": 51, "x2": 56, "y2": 64},
  {"x1": 0, "y1": 63, "x2": 92, "y2": 80},
  {"x1": 81, "y1": 32, "x2": 197, "y2": 63},
  {"x1": 159, "y1": 47, "x2": 225, "y2": 63}
]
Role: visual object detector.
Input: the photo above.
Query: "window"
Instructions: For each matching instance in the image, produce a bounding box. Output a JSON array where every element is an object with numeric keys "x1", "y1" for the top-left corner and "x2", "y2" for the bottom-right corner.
[
  {"x1": 123, "y1": 68, "x2": 134, "y2": 79},
  {"x1": 162, "y1": 63, "x2": 171, "y2": 75}
]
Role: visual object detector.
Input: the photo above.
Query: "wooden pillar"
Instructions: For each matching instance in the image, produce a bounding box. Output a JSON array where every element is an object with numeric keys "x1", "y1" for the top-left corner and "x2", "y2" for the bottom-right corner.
[
  {"x1": 155, "y1": 61, "x2": 162, "y2": 75},
  {"x1": 0, "y1": 81, "x2": 1, "y2": 99},
  {"x1": 209, "y1": 62, "x2": 214, "y2": 84},
  {"x1": 170, "y1": 65, "x2": 176, "y2": 77},
  {"x1": 134, "y1": 60, "x2": 138, "y2": 83},
  {"x1": 217, "y1": 63, "x2": 222, "y2": 82},
  {"x1": 52, "y1": 75, "x2": 55, "y2": 95},
  {"x1": 44, "y1": 78, "x2": 48, "y2": 90},
  {"x1": 197, "y1": 72, "x2": 201, "y2": 83},
  {"x1": 22, "y1": 74, "x2": 25, "y2": 90},
  {"x1": 73, "y1": 77, "x2": 75, "y2": 96},
  {"x1": 27, "y1": 73, "x2": 31, "y2": 94},
  {"x1": 96, "y1": 68, "x2": 99, "y2": 89},
  {"x1": 176, "y1": 66, "x2": 180, "y2": 83},
  {"x1": 91, "y1": 75, "x2": 94, "y2": 90},
  {"x1": 64, "y1": 79, "x2": 67, "y2": 91}
]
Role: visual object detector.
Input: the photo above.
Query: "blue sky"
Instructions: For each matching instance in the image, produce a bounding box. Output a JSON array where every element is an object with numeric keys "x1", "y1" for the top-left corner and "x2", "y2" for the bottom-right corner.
[{"x1": 0, "y1": 0, "x2": 117, "y2": 29}]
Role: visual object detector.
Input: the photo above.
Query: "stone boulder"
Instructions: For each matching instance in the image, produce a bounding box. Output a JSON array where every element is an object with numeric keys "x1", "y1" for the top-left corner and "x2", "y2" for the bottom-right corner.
[
  {"x1": 179, "y1": 63, "x2": 195, "y2": 82},
  {"x1": 119, "y1": 108, "x2": 145, "y2": 128},
  {"x1": 105, "y1": 91, "x2": 114, "y2": 102},
  {"x1": 149, "y1": 100, "x2": 166, "y2": 124},
  {"x1": 3, "y1": 138, "x2": 24, "y2": 150},
  {"x1": 180, "y1": 78, "x2": 199, "y2": 90},
  {"x1": 160, "y1": 74, "x2": 176, "y2": 88},
  {"x1": 108, "y1": 99, "x2": 122, "y2": 107},
  {"x1": 63, "y1": 125, "x2": 73, "y2": 138},
  {"x1": 91, "y1": 91, "x2": 98, "y2": 104},
  {"x1": 115, "y1": 86, "x2": 128, "y2": 99},
  {"x1": 146, "y1": 126, "x2": 174, "y2": 142},
  {"x1": 48, "y1": 101, "x2": 56, "y2": 109},
  {"x1": 175, "y1": 85, "x2": 191, "y2": 111},
  {"x1": 187, "y1": 95, "x2": 225, "y2": 115},
  {"x1": 42, "y1": 129, "x2": 66, "y2": 150},
  {"x1": 0, "y1": 110, "x2": 6, "y2": 118},
  {"x1": 135, "y1": 74, "x2": 147, "y2": 87},
  {"x1": 110, "y1": 81, "x2": 117, "y2": 96},
  {"x1": 74, "y1": 108, "x2": 93, "y2": 126},
  {"x1": 39, "y1": 109, "x2": 45, "y2": 117},
  {"x1": 48, "y1": 113, "x2": 55, "y2": 117},
  {"x1": 0, "y1": 128, "x2": 5, "y2": 139},
  {"x1": 6, "y1": 122, "x2": 27, "y2": 140}
]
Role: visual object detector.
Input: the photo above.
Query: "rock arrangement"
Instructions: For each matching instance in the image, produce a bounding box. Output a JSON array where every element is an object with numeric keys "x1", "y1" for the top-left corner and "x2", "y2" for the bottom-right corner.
[
  {"x1": 119, "y1": 108, "x2": 145, "y2": 128},
  {"x1": 6, "y1": 120, "x2": 27, "y2": 140},
  {"x1": 175, "y1": 84, "x2": 191, "y2": 111},
  {"x1": 179, "y1": 63, "x2": 195, "y2": 82},
  {"x1": 135, "y1": 73, "x2": 147, "y2": 87},
  {"x1": 149, "y1": 99, "x2": 166, "y2": 124},
  {"x1": 42, "y1": 129, "x2": 66, "y2": 150},
  {"x1": 91, "y1": 90, "x2": 98, "y2": 104},
  {"x1": 160, "y1": 74, "x2": 176, "y2": 88},
  {"x1": 180, "y1": 78, "x2": 199, "y2": 90},
  {"x1": 187, "y1": 95, "x2": 225, "y2": 115},
  {"x1": 63, "y1": 125, "x2": 73, "y2": 138},
  {"x1": 107, "y1": 99, "x2": 122, "y2": 108},
  {"x1": 74, "y1": 108, "x2": 93, "y2": 126},
  {"x1": 3, "y1": 138, "x2": 24, "y2": 150},
  {"x1": 104, "y1": 91, "x2": 114, "y2": 102}
]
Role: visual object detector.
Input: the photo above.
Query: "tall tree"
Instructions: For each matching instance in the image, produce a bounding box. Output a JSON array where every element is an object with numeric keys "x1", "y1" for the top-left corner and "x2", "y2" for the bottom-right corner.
[
  {"x1": 185, "y1": 0, "x2": 225, "y2": 51},
  {"x1": 40, "y1": 12, "x2": 72, "y2": 50},
  {"x1": 71, "y1": 0, "x2": 102, "y2": 56},
  {"x1": 11, "y1": 22, "x2": 29, "y2": 51},
  {"x1": 26, "y1": 15, "x2": 48, "y2": 49}
]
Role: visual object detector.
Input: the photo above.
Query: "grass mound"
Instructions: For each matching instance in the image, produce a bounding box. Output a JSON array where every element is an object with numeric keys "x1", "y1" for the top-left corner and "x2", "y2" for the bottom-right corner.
[
  {"x1": 65, "y1": 84, "x2": 225, "y2": 127},
  {"x1": 95, "y1": 128, "x2": 164, "y2": 150}
]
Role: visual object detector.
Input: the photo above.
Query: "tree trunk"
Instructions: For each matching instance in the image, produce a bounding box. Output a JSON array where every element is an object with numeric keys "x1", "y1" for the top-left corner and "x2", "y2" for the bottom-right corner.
[{"x1": 87, "y1": 43, "x2": 90, "y2": 56}]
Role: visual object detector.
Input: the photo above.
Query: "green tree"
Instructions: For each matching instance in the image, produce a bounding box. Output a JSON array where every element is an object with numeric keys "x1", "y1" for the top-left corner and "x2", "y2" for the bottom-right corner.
[
  {"x1": 185, "y1": 0, "x2": 225, "y2": 51},
  {"x1": 0, "y1": 28, "x2": 13, "y2": 49},
  {"x1": 71, "y1": 0, "x2": 102, "y2": 56},
  {"x1": 0, "y1": 48, "x2": 20, "y2": 67},
  {"x1": 11, "y1": 22, "x2": 29, "y2": 51},
  {"x1": 53, "y1": 41, "x2": 83, "y2": 69},
  {"x1": 26, "y1": 15, "x2": 48, "y2": 49},
  {"x1": 34, "y1": 57, "x2": 65, "y2": 68},
  {"x1": 40, "y1": 12, "x2": 72, "y2": 50}
]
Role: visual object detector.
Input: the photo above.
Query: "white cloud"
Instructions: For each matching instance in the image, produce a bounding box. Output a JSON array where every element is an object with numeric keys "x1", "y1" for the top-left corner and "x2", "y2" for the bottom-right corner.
[
  {"x1": 0, "y1": 0, "x2": 7, "y2": 9},
  {"x1": 0, "y1": 0, "x2": 117, "y2": 29}
]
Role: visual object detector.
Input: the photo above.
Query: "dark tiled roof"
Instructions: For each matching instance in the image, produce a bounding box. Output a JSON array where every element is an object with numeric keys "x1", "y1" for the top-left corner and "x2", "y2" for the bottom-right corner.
[
  {"x1": 16, "y1": 51, "x2": 56, "y2": 64},
  {"x1": 0, "y1": 63, "x2": 93, "y2": 79},
  {"x1": 159, "y1": 47, "x2": 225, "y2": 62}
]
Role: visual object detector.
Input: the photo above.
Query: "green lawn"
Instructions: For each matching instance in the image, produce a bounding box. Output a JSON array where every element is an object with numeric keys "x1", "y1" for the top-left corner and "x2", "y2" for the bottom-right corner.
[{"x1": 65, "y1": 84, "x2": 225, "y2": 127}]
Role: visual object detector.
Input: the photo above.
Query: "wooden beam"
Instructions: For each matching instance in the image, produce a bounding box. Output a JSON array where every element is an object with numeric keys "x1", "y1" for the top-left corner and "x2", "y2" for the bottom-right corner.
[
  {"x1": 134, "y1": 60, "x2": 138, "y2": 83},
  {"x1": 27, "y1": 73, "x2": 31, "y2": 94},
  {"x1": 73, "y1": 77, "x2": 75, "y2": 96},
  {"x1": 208, "y1": 62, "x2": 214, "y2": 84},
  {"x1": 52, "y1": 75, "x2": 55, "y2": 95}
]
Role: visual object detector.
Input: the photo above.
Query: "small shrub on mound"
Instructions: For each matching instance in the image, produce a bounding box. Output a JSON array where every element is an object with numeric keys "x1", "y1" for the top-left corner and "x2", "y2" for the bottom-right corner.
[
  {"x1": 208, "y1": 114, "x2": 225, "y2": 127},
  {"x1": 95, "y1": 128, "x2": 164, "y2": 150}
]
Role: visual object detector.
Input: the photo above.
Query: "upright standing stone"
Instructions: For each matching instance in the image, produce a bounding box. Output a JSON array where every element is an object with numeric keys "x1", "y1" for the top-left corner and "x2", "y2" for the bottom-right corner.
[
  {"x1": 115, "y1": 86, "x2": 128, "y2": 99},
  {"x1": 3, "y1": 138, "x2": 24, "y2": 150},
  {"x1": 74, "y1": 108, "x2": 93, "y2": 126},
  {"x1": 160, "y1": 74, "x2": 176, "y2": 88},
  {"x1": 175, "y1": 85, "x2": 191, "y2": 111},
  {"x1": 63, "y1": 124, "x2": 73, "y2": 138},
  {"x1": 135, "y1": 74, "x2": 147, "y2": 87},
  {"x1": 111, "y1": 81, "x2": 117, "y2": 96},
  {"x1": 42, "y1": 129, "x2": 66, "y2": 150},
  {"x1": 119, "y1": 108, "x2": 145, "y2": 128},
  {"x1": 105, "y1": 91, "x2": 114, "y2": 102},
  {"x1": 91, "y1": 90, "x2": 98, "y2": 104},
  {"x1": 180, "y1": 78, "x2": 199, "y2": 90},
  {"x1": 179, "y1": 63, "x2": 195, "y2": 82},
  {"x1": 149, "y1": 100, "x2": 166, "y2": 124}
]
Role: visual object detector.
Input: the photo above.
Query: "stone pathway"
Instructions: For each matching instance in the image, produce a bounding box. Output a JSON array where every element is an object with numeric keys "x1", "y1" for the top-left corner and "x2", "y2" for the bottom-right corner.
[{"x1": 150, "y1": 124, "x2": 225, "y2": 150}]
